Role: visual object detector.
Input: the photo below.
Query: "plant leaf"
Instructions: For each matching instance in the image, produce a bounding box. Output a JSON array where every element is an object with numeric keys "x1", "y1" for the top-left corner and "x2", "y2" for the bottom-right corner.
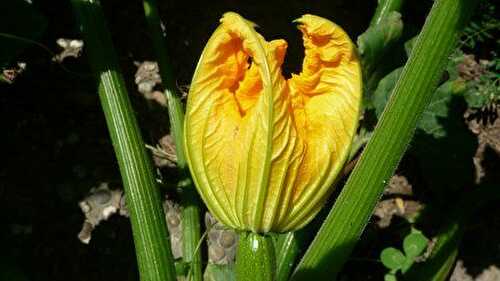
[
  {"x1": 404, "y1": 36, "x2": 417, "y2": 57},
  {"x1": 374, "y1": 71, "x2": 465, "y2": 138},
  {"x1": 417, "y1": 81, "x2": 456, "y2": 138},
  {"x1": 401, "y1": 257, "x2": 414, "y2": 273},
  {"x1": 385, "y1": 273, "x2": 398, "y2": 281},
  {"x1": 357, "y1": 11, "x2": 403, "y2": 74},
  {"x1": 204, "y1": 264, "x2": 235, "y2": 281},
  {"x1": 381, "y1": 247, "x2": 407, "y2": 270},
  {"x1": 373, "y1": 67, "x2": 404, "y2": 117},
  {"x1": 411, "y1": 98, "x2": 476, "y2": 195},
  {"x1": 404, "y1": 232, "x2": 429, "y2": 258}
]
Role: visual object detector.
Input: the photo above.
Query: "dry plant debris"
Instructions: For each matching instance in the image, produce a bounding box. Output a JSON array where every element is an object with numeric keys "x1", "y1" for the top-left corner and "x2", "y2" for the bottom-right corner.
[
  {"x1": 164, "y1": 199, "x2": 183, "y2": 259},
  {"x1": 451, "y1": 260, "x2": 500, "y2": 281},
  {"x1": 2, "y1": 62, "x2": 27, "y2": 84},
  {"x1": 134, "y1": 61, "x2": 167, "y2": 106},
  {"x1": 457, "y1": 54, "x2": 486, "y2": 81},
  {"x1": 374, "y1": 175, "x2": 423, "y2": 228},
  {"x1": 465, "y1": 107, "x2": 500, "y2": 183},
  {"x1": 77, "y1": 183, "x2": 122, "y2": 244},
  {"x1": 148, "y1": 134, "x2": 177, "y2": 168},
  {"x1": 78, "y1": 185, "x2": 239, "y2": 264},
  {"x1": 53, "y1": 38, "x2": 83, "y2": 62},
  {"x1": 205, "y1": 212, "x2": 237, "y2": 265},
  {"x1": 77, "y1": 183, "x2": 183, "y2": 260}
]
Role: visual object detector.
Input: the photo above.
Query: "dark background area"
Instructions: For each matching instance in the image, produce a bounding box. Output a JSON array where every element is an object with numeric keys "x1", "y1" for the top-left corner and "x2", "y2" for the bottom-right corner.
[{"x1": 1, "y1": 0, "x2": 498, "y2": 280}]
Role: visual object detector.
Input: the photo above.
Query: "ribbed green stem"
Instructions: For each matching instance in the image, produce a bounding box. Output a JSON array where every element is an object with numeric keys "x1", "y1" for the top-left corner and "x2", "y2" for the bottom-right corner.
[
  {"x1": 291, "y1": 0, "x2": 478, "y2": 280},
  {"x1": 236, "y1": 232, "x2": 275, "y2": 281},
  {"x1": 370, "y1": 0, "x2": 404, "y2": 26},
  {"x1": 142, "y1": 1, "x2": 202, "y2": 280},
  {"x1": 275, "y1": 232, "x2": 300, "y2": 281},
  {"x1": 180, "y1": 188, "x2": 202, "y2": 281},
  {"x1": 142, "y1": 0, "x2": 186, "y2": 166},
  {"x1": 69, "y1": 1, "x2": 176, "y2": 280}
]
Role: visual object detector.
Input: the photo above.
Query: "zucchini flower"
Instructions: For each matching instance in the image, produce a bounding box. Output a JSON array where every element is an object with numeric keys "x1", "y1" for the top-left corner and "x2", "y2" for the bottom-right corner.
[{"x1": 184, "y1": 12, "x2": 361, "y2": 233}]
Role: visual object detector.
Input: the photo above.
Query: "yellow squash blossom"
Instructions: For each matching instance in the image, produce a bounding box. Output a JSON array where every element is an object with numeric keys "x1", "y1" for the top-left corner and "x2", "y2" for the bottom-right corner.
[{"x1": 184, "y1": 12, "x2": 361, "y2": 233}]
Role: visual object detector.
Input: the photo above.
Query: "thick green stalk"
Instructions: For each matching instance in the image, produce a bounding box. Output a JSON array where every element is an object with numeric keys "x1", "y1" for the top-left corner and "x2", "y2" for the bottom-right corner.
[
  {"x1": 69, "y1": 0, "x2": 176, "y2": 280},
  {"x1": 370, "y1": 0, "x2": 404, "y2": 26},
  {"x1": 142, "y1": 1, "x2": 202, "y2": 280},
  {"x1": 236, "y1": 232, "x2": 275, "y2": 281},
  {"x1": 291, "y1": 0, "x2": 478, "y2": 280}
]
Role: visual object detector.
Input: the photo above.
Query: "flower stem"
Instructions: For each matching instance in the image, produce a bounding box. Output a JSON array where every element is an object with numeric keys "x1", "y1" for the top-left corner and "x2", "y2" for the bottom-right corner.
[
  {"x1": 236, "y1": 232, "x2": 276, "y2": 281},
  {"x1": 180, "y1": 187, "x2": 202, "y2": 281},
  {"x1": 141, "y1": 1, "x2": 202, "y2": 280},
  {"x1": 69, "y1": 0, "x2": 176, "y2": 280}
]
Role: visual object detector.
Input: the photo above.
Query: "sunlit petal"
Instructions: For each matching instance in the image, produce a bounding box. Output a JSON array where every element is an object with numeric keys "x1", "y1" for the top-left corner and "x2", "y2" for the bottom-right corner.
[{"x1": 184, "y1": 12, "x2": 361, "y2": 233}]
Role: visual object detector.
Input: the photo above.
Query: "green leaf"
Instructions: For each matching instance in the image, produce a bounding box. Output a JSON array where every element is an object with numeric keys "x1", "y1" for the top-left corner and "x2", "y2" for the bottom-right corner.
[
  {"x1": 175, "y1": 261, "x2": 190, "y2": 276},
  {"x1": 445, "y1": 50, "x2": 464, "y2": 81},
  {"x1": 374, "y1": 72, "x2": 465, "y2": 138},
  {"x1": 463, "y1": 87, "x2": 489, "y2": 108},
  {"x1": 204, "y1": 264, "x2": 236, "y2": 281},
  {"x1": 385, "y1": 273, "x2": 398, "y2": 281},
  {"x1": 401, "y1": 257, "x2": 415, "y2": 273},
  {"x1": 417, "y1": 82, "x2": 455, "y2": 138},
  {"x1": 357, "y1": 11, "x2": 404, "y2": 74},
  {"x1": 462, "y1": 71, "x2": 500, "y2": 108},
  {"x1": 381, "y1": 247, "x2": 407, "y2": 270},
  {"x1": 404, "y1": 36, "x2": 417, "y2": 57},
  {"x1": 412, "y1": 95, "x2": 476, "y2": 195},
  {"x1": 404, "y1": 232, "x2": 429, "y2": 258},
  {"x1": 373, "y1": 67, "x2": 404, "y2": 117},
  {"x1": 142, "y1": 1, "x2": 202, "y2": 280},
  {"x1": 370, "y1": 0, "x2": 404, "y2": 26}
]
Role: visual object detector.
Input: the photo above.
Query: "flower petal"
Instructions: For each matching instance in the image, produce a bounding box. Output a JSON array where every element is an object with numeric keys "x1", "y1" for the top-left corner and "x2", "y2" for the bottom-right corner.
[
  {"x1": 185, "y1": 12, "x2": 304, "y2": 232},
  {"x1": 277, "y1": 15, "x2": 362, "y2": 231},
  {"x1": 185, "y1": 13, "x2": 361, "y2": 232}
]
